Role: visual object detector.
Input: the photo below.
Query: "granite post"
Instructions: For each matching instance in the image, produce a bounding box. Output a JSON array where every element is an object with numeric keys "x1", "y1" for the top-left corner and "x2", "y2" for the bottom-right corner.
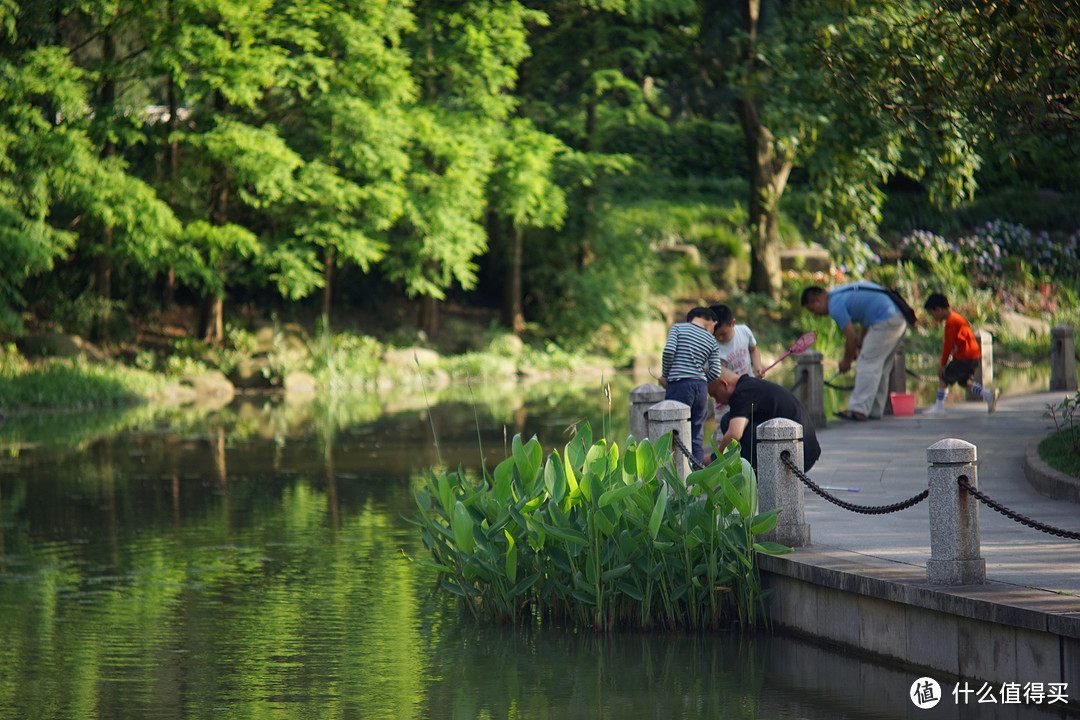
[
  {"x1": 628, "y1": 383, "x2": 666, "y2": 442},
  {"x1": 926, "y1": 438, "x2": 985, "y2": 585},
  {"x1": 795, "y1": 350, "x2": 827, "y2": 430},
  {"x1": 756, "y1": 418, "x2": 810, "y2": 548},
  {"x1": 966, "y1": 329, "x2": 994, "y2": 401},
  {"x1": 646, "y1": 399, "x2": 691, "y2": 484},
  {"x1": 1050, "y1": 325, "x2": 1077, "y2": 392}
]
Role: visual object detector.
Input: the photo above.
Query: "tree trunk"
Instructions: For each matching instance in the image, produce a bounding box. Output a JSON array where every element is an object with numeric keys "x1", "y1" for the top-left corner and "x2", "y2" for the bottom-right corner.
[
  {"x1": 201, "y1": 92, "x2": 229, "y2": 345},
  {"x1": 163, "y1": 71, "x2": 180, "y2": 305},
  {"x1": 199, "y1": 294, "x2": 224, "y2": 344},
  {"x1": 321, "y1": 245, "x2": 335, "y2": 330},
  {"x1": 734, "y1": 0, "x2": 786, "y2": 300},
  {"x1": 504, "y1": 226, "x2": 525, "y2": 334},
  {"x1": 93, "y1": 32, "x2": 117, "y2": 341},
  {"x1": 419, "y1": 295, "x2": 439, "y2": 339}
]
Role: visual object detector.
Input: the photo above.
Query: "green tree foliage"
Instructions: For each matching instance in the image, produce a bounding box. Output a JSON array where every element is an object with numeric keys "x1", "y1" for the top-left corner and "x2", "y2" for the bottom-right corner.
[
  {"x1": 0, "y1": 8, "x2": 179, "y2": 334},
  {"x1": 1, "y1": 0, "x2": 1077, "y2": 349}
]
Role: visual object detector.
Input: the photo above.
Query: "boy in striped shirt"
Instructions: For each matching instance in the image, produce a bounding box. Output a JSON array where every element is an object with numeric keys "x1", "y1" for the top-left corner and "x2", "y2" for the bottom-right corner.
[
  {"x1": 660, "y1": 307, "x2": 723, "y2": 464},
  {"x1": 923, "y1": 293, "x2": 999, "y2": 415}
]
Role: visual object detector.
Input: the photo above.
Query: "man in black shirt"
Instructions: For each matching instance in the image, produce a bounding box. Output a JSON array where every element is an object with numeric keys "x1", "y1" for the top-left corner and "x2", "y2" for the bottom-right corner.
[{"x1": 707, "y1": 367, "x2": 821, "y2": 472}]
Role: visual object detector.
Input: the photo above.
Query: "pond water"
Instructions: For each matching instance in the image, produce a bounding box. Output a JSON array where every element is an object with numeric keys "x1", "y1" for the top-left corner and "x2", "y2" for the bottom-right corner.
[{"x1": 0, "y1": 368, "x2": 1049, "y2": 719}]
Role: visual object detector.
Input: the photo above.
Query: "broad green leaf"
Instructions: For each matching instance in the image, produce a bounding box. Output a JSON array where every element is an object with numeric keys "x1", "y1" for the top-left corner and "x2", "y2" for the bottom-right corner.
[
  {"x1": 601, "y1": 564, "x2": 632, "y2": 582},
  {"x1": 509, "y1": 572, "x2": 540, "y2": 596},
  {"x1": 571, "y1": 590, "x2": 597, "y2": 606},
  {"x1": 535, "y1": 520, "x2": 588, "y2": 546},
  {"x1": 598, "y1": 479, "x2": 642, "y2": 507},
  {"x1": 579, "y1": 472, "x2": 594, "y2": 503},
  {"x1": 504, "y1": 530, "x2": 518, "y2": 585},
  {"x1": 494, "y1": 457, "x2": 515, "y2": 504},
  {"x1": 616, "y1": 581, "x2": 644, "y2": 601},
  {"x1": 562, "y1": 450, "x2": 579, "y2": 495},
  {"x1": 585, "y1": 442, "x2": 607, "y2": 480},
  {"x1": 606, "y1": 441, "x2": 619, "y2": 475},
  {"x1": 750, "y1": 508, "x2": 781, "y2": 535},
  {"x1": 635, "y1": 440, "x2": 657, "y2": 480},
  {"x1": 410, "y1": 559, "x2": 452, "y2": 574},
  {"x1": 648, "y1": 489, "x2": 667, "y2": 540},
  {"x1": 512, "y1": 434, "x2": 534, "y2": 482},
  {"x1": 592, "y1": 506, "x2": 615, "y2": 536},
  {"x1": 452, "y1": 501, "x2": 475, "y2": 554},
  {"x1": 754, "y1": 541, "x2": 794, "y2": 555},
  {"x1": 719, "y1": 472, "x2": 751, "y2": 517},
  {"x1": 440, "y1": 579, "x2": 468, "y2": 597},
  {"x1": 740, "y1": 458, "x2": 758, "y2": 507},
  {"x1": 437, "y1": 472, "x2": 453, "y2": 514}
]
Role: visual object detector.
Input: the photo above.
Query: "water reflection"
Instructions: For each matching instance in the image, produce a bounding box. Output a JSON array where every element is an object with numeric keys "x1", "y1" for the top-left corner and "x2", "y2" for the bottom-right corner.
[{"x1": 0, "y1": 370, "x2": 1053, "y2": 719}]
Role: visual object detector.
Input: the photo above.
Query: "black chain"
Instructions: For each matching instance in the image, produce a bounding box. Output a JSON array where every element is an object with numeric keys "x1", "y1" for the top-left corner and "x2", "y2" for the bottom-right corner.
[
  {"x1": 789, "y1": 373, "x2": 805, "y2": 393},
  {"x1": 781, "y1": 452, "x2": 929, "y2": 514},
  {"x1": 671, "y1": 430, "x2": 706, "y2": 471},
  {"x1": 957, "y1": 476, "x2": 1080, "y2": 541},
  {"x1": 905, "y1": 368, "x2": 939, "y2": 383},
  {"x1": 995, "y1": 350, "x2": 1052, "y2": 369}
]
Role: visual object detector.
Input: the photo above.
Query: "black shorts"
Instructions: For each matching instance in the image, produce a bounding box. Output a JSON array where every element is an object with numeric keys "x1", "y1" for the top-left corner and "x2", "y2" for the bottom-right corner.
[{"x1": 943, "y1": 358, "x2": 979, "y2": 386}]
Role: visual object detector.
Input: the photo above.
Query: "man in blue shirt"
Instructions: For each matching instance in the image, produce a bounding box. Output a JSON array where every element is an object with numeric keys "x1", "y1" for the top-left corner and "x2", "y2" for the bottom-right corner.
[
  {"x1": 801, "y1": 283, "x2": 908, "y2": 421},
  {"x1": 661, "y1": 307, "x2": 723, "y2": 463}
]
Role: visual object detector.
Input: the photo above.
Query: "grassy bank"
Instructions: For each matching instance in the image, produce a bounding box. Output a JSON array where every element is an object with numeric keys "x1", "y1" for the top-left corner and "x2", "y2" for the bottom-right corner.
[{"x1": 1037, "y1": 431, "x2": 1080, "y2": 478}]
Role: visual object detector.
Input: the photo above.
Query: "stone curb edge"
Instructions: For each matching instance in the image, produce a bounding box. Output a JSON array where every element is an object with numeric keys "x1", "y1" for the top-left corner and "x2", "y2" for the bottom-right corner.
[
  {"x1": 1025, "y1": 437, "x2": 1080, "y2": 504},
  {"x1": 758, "y1": 548, "x2": 1080, "y2": 640}
]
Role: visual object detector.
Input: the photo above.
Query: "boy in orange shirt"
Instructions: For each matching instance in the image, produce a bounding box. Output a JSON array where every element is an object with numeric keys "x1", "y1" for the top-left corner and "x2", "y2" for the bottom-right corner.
[{"x1": 923, "y1": 293, "x2": 999, "y2": 415}]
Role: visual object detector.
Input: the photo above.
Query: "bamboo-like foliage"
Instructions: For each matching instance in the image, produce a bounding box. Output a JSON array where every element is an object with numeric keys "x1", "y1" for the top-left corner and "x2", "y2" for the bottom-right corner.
[{"x1": 412, "y1": 424, "x2": 791, "y2": 631}]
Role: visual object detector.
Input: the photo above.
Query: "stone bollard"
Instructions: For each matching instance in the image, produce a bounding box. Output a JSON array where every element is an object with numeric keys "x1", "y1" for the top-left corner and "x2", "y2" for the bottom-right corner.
[
  {"x1": 646, "y1": 400, "x2": 691, "y2": 484},
  {"x1": 755, "y1": 418, "x2": 810, "y2": 548},
  {"x1": 886, "y1": 340, "x2": 906, "y2": 415},
  {"x1": 1050, "y1": 325, "x2": 1077, "y2": 392},
  {"x1": 926, "y1": 439, "x2": 985, "y2": 585},
  {"x1": 628, "y1": 383, "x2": 666, "y2": 442},
  {"x1": 966, "y1": 329, "x2": 994, "y2": 401},
  {"x1": 795, "y1": 350, "x2": 826, "y2": 430}
]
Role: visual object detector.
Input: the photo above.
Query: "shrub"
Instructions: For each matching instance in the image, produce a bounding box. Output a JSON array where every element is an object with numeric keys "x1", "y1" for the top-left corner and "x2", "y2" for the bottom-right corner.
[
  {"x1": 900, "y1": 220, "x2": 1080, "y2": 287},
  {"x1": 411, "y1": 425, "x2": 790, "y2": 632}
]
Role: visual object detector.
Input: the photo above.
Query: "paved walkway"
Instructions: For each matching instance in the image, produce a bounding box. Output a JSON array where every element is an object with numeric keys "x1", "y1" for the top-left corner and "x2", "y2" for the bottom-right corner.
[{"x1": 801, "y1": 390, "x2": 1080, "y2": 598}]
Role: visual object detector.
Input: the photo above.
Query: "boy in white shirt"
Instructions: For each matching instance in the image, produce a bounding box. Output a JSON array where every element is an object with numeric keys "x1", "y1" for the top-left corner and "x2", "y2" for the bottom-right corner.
[
  {"x1": 708, "y1": 304, "x2": 763, "y2": 452},
  {"x1": 709, "y1": 304, "x2": 763, "y2": 380}
]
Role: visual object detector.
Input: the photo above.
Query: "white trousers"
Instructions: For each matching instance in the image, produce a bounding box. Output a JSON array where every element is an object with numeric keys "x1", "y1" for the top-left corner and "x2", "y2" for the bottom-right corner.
[{"x1": 848, "y1": 312, "x2": 907, "y2": 418}]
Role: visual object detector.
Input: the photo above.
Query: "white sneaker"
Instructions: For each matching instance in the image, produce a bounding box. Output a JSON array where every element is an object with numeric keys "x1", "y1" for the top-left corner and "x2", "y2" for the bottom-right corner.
[
  {"x1": 986, "y1": 388, "x2": 1000, "y2": 414},
  {"x1": 923, "y1": 405, "x2": 947, "y2": 416}
]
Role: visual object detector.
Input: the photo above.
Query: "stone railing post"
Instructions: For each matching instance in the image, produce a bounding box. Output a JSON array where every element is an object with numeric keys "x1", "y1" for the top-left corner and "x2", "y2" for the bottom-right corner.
[
  {"x1": 628, "y1": 383, "x2": 666, "y2": 442},
  {"x1": 926, "y1": 438, "x2": 985, "y2": 585},
  {"x1": 755, "y1": 418, "x2": 810, "y2": 548},
  {"x1": 795, "y1": 350, "x2": 826, "y2": 430},
  {"x1": 1050, "y1": 325, "x2": 1077, "y2": 392},
  {"x1": 966, "y1": 329, "x2": 994, "y2": 401},
  {"x1": 646, "y1": 400, "x2": 691, "y2": 484},
  {"x1": 886, "y1": 340, "x2": 906, "y2": 415}
]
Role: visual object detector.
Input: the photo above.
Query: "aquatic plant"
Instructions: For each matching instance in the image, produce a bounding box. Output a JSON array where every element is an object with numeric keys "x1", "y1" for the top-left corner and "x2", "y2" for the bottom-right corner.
[{"x1": 411, "y1": 424, "x2": 790, "y2": 631}]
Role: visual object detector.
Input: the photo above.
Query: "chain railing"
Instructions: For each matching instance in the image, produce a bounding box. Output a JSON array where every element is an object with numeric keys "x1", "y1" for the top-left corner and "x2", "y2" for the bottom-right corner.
[
  {"x1": 905, "y1": 367, "x2": 939, "y2": 383},
  {"x1": 789, "y1": 372, "x2": 805, "y2": 394},
  {"x1": 665, "y1": 404, "x2": 1080, "y2": 539},
  {"x1": 957, "y1": 476, "x2": 1080, "y2": 541},
  {"x1": 670, "y1": 430, "x2": 706, "y2": 471},
  {"x1": 780, "y1": 452, "x2": 929, "y2": 515}
]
